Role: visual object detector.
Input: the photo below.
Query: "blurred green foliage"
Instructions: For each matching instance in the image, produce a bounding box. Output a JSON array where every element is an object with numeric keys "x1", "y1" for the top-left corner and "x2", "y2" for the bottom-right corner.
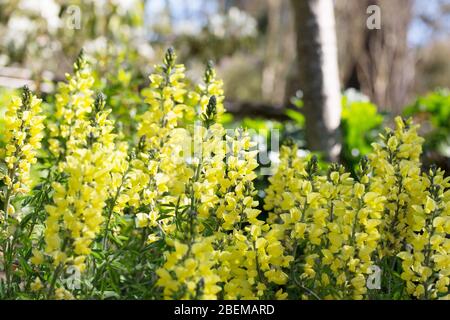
[
  {"x1": 404, "y1": 89, "x2": 450, "y2": 159},
  {"x1": 287, "y1": 91, "x2": 384, "y2": 172},
  {"x1": 286, "y1": 96, "x2": 305, "y2": 127},
  {"x1": 341, "y1": 93, "x2": 384, "y2": 170}
]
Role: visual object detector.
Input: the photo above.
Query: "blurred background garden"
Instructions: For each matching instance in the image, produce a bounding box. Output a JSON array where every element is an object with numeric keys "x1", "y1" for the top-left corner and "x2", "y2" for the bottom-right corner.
[{"x1": 0, "y1": 0, "x2": 449, "y2": 178}]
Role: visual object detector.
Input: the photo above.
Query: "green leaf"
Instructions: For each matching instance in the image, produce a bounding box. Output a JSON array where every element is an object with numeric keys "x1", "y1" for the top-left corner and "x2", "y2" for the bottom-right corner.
[{"x1": 286, "y1": 109, "x2": 305, "y2": 126}]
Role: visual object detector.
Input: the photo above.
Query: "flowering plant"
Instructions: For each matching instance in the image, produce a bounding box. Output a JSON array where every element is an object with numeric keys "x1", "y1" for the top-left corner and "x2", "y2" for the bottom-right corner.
[{"x1": 0, "y1": 49, "x2": 448, "y2": 300}]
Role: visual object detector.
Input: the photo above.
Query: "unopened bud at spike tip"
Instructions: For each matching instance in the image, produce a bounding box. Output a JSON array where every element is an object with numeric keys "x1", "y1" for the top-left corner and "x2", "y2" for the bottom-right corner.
[
  {"x1": 74, "y1": 48, "x2": 87, "y2": 72},
  {"x1": 94, "y1": 92, "x2": 106, "y2": 112},
  {"x1": 164, "y1": 47, "x2": 176, "y2": 69},
  {"x1": 201, "y1": 95, "x2": 218, "y2": 128},
  {"x1": 204, "y1": 60, "x2": 215, "y2": 83},
  {"x1": 21, "y1": 85, "x2": 32, "y2": 107}
]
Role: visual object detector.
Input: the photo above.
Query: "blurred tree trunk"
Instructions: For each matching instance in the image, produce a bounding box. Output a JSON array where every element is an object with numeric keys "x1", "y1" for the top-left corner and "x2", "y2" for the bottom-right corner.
[
  {"x1": 290, "y1": 0, "x2": 342, "y2": 162},
  {"x1": 261, "y1": 0, "x2": 295, "y2": 105},
  {"x1": 335, "y1": 0, "x2": 414, "y2": 113},
  {"x1": 262, "y1": 0, "x2": 282, "y2": 103},
  {"x1": 361, "y1": 0, "x2": 414, "y2": 114}
]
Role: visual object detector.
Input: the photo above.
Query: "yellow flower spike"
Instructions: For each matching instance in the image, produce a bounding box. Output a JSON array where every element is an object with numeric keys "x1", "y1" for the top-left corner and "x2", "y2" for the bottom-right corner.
[
  {"x1": 49, "y1": 50, "x2": 95, "y2": 159},
  {"x1": 397, "y1": 165, "x2": 449, "y2": 299},
  {"x1": 41, "y1": 91, "x2": 126, "y2": 276},
  {"x1": 1, "y1": 86, "x2": 44, "y2": 211}
]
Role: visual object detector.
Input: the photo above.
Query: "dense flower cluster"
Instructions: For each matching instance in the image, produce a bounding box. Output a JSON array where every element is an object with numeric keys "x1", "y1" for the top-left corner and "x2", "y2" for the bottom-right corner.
[
  {"x1": 369, "y1": 117, "x2": 425, "y2": 257},
  {"x1": 263, "y1": 118, "x2": 449, "y2": 299},
  {"x1": 1, "y1": 87, "x2": 44, "y2": 202},
  {"x1": 47, "y1": 50, "x2": 95, "y2": 159},
  {"x1": 144, "y1": 51, "x2": 267, "y2": 299},
  {"x1": 0, "y1": 86, "x2": 44, "y2": 296},
  {"x1": 27, "y1": 54, "x2": 129, "y2": 294},
  {"x1": 42, "y1": 93, "x2": 126, "y2": 272},
  {"x1": 398, "y1": 166, "x2": 450, "y2": 299},
  {"x1": 264, "y1": 145, "x2": 384, "y2": 299},
  {"x1": 0, "y1": 49, "x2": 448, "y2": 300}
]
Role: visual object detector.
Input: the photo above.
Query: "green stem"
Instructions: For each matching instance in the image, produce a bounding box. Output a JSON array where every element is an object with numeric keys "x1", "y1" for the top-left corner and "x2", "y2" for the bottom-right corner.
[{"x1": 47, "y1": 263, "x2": 63, "y2": 299}]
